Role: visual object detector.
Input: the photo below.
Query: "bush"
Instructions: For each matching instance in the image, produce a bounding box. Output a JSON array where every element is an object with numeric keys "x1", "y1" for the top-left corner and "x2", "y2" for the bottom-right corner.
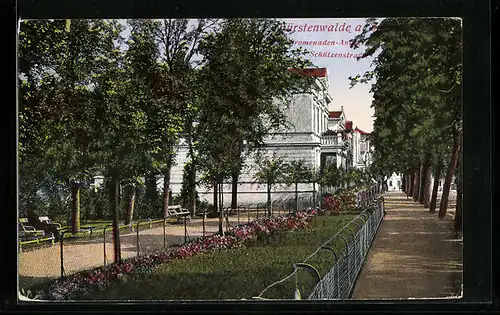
[
  {"x1": 134, "y1": 190, "x2": 163, "y2": 220},
  {"x1": 80, "y1": 188, "x2": 110, "y2": 221},
  {"x1": 321, "y1": 189, "x2": 356, "y2": 214}
]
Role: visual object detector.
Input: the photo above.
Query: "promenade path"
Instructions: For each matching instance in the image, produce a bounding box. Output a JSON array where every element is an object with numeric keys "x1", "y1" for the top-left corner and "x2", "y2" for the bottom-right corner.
[
  {"x1": 351, "y1": 191, "x2": 462, "y2": 299},
  {"x1": 19, "y1": 212, "x2": 259, "y2": 289}
]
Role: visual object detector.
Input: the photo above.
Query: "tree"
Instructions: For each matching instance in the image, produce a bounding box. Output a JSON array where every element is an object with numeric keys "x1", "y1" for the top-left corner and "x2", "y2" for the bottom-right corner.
[
  {"x1": 196, "y1": 18, "x2": 313, "y2": 215},
  {"x1": 319, "y1": 162, "x2": 342, "y2": 190},
  {"x1": 420, "y1": 153, "x2": 432, "y2": 207},
  {"x1": 126, "y1": 19, "x2": 219, "y2": 219},
  {"x1": 179, "y1": 160, "x2": 198, "y2": 210},
  {"x1": 18, "y1": 20, "x2": 124, "y2": 234},
  {"x1": 454, "y1": 136, "x2": 463, "y2": 230},
  {"x1": 349, "y1": 18, "x2": 462, "y2": 223},
  {"x1": 284, "y1": 159, "x2": 311, "y2": 212},
  {"x1": 253, "y1": 153, "x2": 287, "y2": 216}
]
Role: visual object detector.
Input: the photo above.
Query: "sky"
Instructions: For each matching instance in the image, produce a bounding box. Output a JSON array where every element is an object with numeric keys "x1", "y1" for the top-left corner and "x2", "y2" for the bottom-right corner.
[{"x1": 281, "y1": 18, "x2": 378, "y2": 133}]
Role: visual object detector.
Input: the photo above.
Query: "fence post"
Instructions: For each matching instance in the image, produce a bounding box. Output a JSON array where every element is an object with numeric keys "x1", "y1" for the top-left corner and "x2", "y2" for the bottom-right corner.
[
  {"x1": 59, "y1": 229, "x2": 71, "y2": 279},
  {"x1": 237, "y1": 205, "x2": 240, "y2": 225},
  {"x1": 202, "y1": 211, "x2": 206, "y2": 237},
  {"x1": 247, "y1": 204, "x2": 251, "y2": 223},
  {"x1": 224, "y1": 207, "x2": 231, "y2": 233},
  {"x1": 136, "y1": 219, "x2": 150, "y2": 256},
  {"x1": 103, "y1": 224, "x2": 113, "y2": 266},
  {"x1": 184, "y1": 215, "x2": 188, "y2": 243}
]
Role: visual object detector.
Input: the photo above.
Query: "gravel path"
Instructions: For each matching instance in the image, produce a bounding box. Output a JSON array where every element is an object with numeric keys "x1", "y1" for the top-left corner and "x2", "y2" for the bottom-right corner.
[
  {"x1": 350, "y1": 191, "x2": 462, "y2": 299},
  {"x1": 19, "y1": 213, "x2": 260, "y2": 289}
]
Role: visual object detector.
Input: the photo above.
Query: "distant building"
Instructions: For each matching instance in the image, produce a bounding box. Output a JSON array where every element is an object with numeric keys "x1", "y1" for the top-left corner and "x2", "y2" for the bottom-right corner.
[{"x1": 387, "y1": 173, "x2": 402, "y2": 191}]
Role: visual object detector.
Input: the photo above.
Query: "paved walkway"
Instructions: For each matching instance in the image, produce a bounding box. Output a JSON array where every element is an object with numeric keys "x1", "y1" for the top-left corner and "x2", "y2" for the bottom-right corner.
[{"x1": 350, "y1": 191, "x2": 462, "y2": 299}]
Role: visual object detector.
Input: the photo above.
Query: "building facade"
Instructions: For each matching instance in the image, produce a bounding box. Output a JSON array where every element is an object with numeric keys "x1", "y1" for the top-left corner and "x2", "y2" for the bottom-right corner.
[{"x1": 160, "y1": 68, "x2": 374, "y2": 205}]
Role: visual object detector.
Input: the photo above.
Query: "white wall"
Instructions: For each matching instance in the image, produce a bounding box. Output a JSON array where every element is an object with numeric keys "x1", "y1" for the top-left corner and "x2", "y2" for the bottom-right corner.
[{"x1": 387, "y1": 173, "x2": 402, "y2": 191}]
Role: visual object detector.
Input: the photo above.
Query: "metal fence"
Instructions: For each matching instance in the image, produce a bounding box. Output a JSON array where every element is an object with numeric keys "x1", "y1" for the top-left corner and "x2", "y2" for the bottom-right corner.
[{"x1": 308, "y1": 197, "x2": 384, "y2": 299}]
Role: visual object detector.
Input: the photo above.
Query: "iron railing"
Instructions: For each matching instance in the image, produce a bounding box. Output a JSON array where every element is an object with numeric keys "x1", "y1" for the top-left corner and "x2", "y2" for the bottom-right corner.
[{"x1": 308, "y1": 197, "x2": 384, "y2": 299}]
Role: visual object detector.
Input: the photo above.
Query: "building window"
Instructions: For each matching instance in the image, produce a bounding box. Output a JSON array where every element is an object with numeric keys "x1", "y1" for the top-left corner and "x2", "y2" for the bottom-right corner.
[
  {"x1": 439, "y1": 181, "x2": 442, "y2": 187},
  {"x1": 389, "y1": 181, "x2": 393, "y2": 187},
  {"x1": 397, "y1": 180, "x2": 401, "y2": 187}
]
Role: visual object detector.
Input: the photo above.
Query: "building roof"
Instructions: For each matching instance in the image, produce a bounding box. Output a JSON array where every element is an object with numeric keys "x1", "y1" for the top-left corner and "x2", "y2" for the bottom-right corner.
[
  {"x1": 329, "y1": 111, "x2": 342, "y2": 118},
  {"x1": 345, "y1": 121, "x2": 353, "y2": 131},
  {"x1": 289, "y1": 67, "x2": 328, "y2": 78},
  {"x1": 354, "y1": 127, "x2": 370, "y2": 135}
]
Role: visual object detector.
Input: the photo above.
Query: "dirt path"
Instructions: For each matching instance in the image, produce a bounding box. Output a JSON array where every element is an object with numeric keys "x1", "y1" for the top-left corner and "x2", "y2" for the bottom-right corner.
[
  {"x1": 350, "y1": 192, "x2": 462, "y2": 299},
  {"x1": 19, "y1": 213, "x2": 257, "y2": 289}
]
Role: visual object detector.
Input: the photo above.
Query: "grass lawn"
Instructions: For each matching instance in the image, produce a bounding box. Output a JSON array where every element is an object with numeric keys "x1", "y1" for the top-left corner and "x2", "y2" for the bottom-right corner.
[{"x1": 80, "y1": 214, "x2": 359, "y2": 300}]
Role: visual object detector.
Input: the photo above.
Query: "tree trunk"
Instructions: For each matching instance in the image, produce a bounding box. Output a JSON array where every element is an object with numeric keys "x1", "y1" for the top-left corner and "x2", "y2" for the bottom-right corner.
[
  {"x1": 190, "y1": 167, "x2": 197, "y2": 217},
  {"x1": 109, "y1": 170, "x2": 121, "y2": 263},
  {"x1": 295, "y1": 182, "x2": 299, "y2": 212},
  {"x1": 401, "y1": 175, "x2": 406, "y2": 193},
  {"x1": 420, "y1": 155, "x2": 432, "y2": 206},
  {"x1": 162, "y1": 156, "x2": 173, "y2": 219},
  {"x1": 188, "y1": 136, "x2": 197, "y2": 217},
  {"x1": 145, "y1": 174, "x2": 157, "y2": 203},
  {"x1": 412, "y1": 168, "x2": 420, "y2": 201},
  {"x1": 267, "y1": 182, "x2": 272, "y2": 217},
  {"x1": 214, "y1": 181, "x2": 221, "y2": 235},
  {"x1": 231, "y1": 171, "x2": 239, "y2": 214},
  {"x1": 312, "y1": 181, "x2": 316, "y2": 208},
  {"x1": 439, "y1": 131, "x2": 461, "y2": 218},
  {"x1": 124, "y1": 184, "x2": 136, "y2": 226},
  {"x1": 454, "y1": 141, "x2": 463, "y2": 230},
  {"x1": 429, "y1": 162, "x2": 443, "y2": 213},
  {"x1": 408, "y1": 172, "x2": 415, "y2": 197},
  {"x1": 219, "y1": 182, "x2": 225, "y2": 235},
  {"x1": 70, "y1": 182, "x2": 81, "y2": 234}
]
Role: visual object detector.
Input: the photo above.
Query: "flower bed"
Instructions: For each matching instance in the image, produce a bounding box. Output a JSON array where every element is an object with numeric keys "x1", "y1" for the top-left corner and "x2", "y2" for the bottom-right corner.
[
  {"x1": 322, "y1": 189, "x2": 356, "y2": 214},
  {"x1": 28, "y1": 209, "x2": 318, "y2": 300}
]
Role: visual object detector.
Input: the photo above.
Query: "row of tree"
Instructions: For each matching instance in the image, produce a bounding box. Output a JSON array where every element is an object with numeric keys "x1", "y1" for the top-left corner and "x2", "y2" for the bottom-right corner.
[
  {"x1": 19, "y1": 18, "x2": 317, "y2": 262},
  {"x1": 350, "y1": 18, "x2": 462, "y2": 230}
]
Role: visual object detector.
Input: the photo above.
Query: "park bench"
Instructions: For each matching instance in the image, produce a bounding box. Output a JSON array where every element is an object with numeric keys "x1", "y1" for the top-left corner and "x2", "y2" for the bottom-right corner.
[
  {"x1": 19, "y1": 218, "x2": 55, "y2": 251},
  {"x1": 168, "y1": 205, "x2": 191, "y2": 222},
  {"x1": 19, "y1": 233, "x2": 55, "y2": 252},
  {"x1": 19, "y1": 218, "x2": 45, "y2": 238},
  {"x1": 38, "y1": 216, "x2": 63, "y2": 230}
]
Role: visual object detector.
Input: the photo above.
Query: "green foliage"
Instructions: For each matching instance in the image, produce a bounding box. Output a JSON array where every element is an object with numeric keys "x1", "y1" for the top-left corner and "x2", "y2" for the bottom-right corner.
[
  {"x1": 179, "y1": 161, "x2": 200, "y2": 208},
  {"x1": 349, "y1": 18, "x2": 462, "y2": 175},
  {"x1": 319, "y1": 162, "x2": 341, "y2": 187},
  {"x1": 80, "y1": 187, "x2": 110, "y2": 221},
  {"x1": 283, "y1": 159, "x2": 312, "y2": 185},
  {"x1": 253, "y1": 153, "x2": 287, "y2": 186}
]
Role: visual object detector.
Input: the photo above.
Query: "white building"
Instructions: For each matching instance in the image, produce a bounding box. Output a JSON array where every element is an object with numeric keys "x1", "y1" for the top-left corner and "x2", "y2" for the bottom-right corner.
[{"x1": 387, "y1": 173, "x2": 402, "y2": 191}]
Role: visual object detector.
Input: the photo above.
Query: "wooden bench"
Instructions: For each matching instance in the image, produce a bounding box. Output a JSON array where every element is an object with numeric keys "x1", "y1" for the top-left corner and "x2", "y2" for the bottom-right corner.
[
  {"x1": 19, "y1": 218, "x2": 45, "y2": 238},
  {"x1": 38, "y1": 216, "x2": 63, "y2": 230},
  {"x1": 168, "y1": 205, "x2": 191, "y2": 222},
  {"x1": 19, "y1": 232, "x2": 55, "y2": 252}
]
